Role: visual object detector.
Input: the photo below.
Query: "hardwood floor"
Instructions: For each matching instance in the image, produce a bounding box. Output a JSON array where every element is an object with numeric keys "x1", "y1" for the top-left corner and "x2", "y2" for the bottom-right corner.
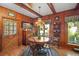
[
  {"x1": 0, "y1": 45, "x2": 79, "y2": 56},
  {"x1": 0, "y1": 45, "x2": 26, "y2": 56},
  {"x1": 51, "y1": 46, "x2": 79, "y2": 56}
]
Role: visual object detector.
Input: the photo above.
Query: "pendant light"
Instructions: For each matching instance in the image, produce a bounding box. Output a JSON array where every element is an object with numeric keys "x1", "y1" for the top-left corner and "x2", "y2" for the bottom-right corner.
[{"x1": 35, "y1": 6, "x2": 44, "y2": 26}]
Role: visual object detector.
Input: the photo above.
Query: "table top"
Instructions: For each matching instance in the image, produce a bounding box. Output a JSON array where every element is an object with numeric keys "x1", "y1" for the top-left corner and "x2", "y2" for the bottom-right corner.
[{"x1": 28, "y1": 37, "x2": 50, "y2": 43}]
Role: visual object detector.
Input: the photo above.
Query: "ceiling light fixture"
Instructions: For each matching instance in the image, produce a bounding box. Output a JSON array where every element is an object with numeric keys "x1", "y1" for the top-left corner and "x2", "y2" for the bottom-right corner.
[{"x1": 35, "y1": 6, "x2": 44, "y2": 26}]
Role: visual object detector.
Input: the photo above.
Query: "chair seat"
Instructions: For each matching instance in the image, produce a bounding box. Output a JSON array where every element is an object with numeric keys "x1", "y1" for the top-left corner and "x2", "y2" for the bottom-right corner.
[{"x1": 36, "y1": 49, "x2": 47, "y2": 56}]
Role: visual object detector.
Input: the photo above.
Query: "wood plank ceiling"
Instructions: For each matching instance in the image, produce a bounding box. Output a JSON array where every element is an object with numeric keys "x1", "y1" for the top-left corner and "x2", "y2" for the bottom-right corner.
[
  {"x1": 15, "y1": 3, "x2": 54, "y2": 17},
  {"x1": 15, "y1": 3, "x2": 77, "y2": 18},
  {"x1": 0, "y1": 3, "x2": 78, "y2": 18},
  {"x1": 15, "y1": 3, "x2": 42, "y2": 17}
]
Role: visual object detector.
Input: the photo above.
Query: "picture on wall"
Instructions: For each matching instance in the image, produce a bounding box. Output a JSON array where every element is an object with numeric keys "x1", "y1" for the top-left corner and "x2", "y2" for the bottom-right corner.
[{"x1": 22, "y1": 22, "x2": 33, "y2": 31}]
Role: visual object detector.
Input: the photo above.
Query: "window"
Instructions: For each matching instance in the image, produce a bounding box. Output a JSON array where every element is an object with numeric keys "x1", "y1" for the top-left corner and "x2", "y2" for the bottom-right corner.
[
  {"x1": 39, "y1": 25, "x2": 44, "y2": 36},
  {"x1": 39, "y1": 20, "x2": 50, "y2": 37},
  {"x1": 44, "y1": 24, "x2": 50, "y2": 37},
  {"x1": 65, "y1": 15, "x2": 79, "y2": 45},
  {"x1": 3, "y1": 18, "x2": 17, "y2": 36},
  {"x1": 44, "y1": 20, "x2": 51, "y2": 37}
]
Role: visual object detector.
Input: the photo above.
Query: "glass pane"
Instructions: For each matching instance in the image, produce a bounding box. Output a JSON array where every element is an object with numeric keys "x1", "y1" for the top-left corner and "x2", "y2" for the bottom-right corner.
[
  {"x1": 10, "y1": 21, "x2": 13, "y2": 26},
  {"x1": 9, "y1": 30, "x2": 13, "y2": 35},
  {"x1": 4, "y1": 21, "x2": 9, "y2": 26},
  {"x1": 14, "y1": 25, "x2": 17, "y2": 31},
  {"x1": 13, "y1": 30, "x2": 16, "y2": 35},
  {"x1": 45, "y1": 24, "x2": 50, "y2": 37},
  {"x1": 3, "y1": 18, "x2": 17, "y2": 36},
  {"x1": 4, "y1": 31, "x2": 9, "y2": 36},
  {"x1": 67, "y1": 16, "x2": 79, "y2": 45},
  {"x1": 4, "y1": 26, "x2": 8, "y2": 31}
]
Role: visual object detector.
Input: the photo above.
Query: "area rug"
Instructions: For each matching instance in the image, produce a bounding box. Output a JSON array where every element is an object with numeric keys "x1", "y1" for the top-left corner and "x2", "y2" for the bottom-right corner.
[{"x1": 22, "y1": 46, "x2": 59, "y2": 56}]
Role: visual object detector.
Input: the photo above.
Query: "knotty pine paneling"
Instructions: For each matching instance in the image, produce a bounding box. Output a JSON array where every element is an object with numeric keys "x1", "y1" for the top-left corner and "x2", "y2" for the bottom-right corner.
[
  {"x1": 33, "y1": 9, "x2": 79, "y2": 49},
  {"x1": 0, "y1": 6, "x2": 31, "y2": 51}
]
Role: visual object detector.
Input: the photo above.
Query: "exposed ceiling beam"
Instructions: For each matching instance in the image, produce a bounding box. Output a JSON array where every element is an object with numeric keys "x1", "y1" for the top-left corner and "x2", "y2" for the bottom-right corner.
[
  {"x1": 27, "y1": 3, "x2": 32, "y2": 7},
  {"x1": 15, "y1": 3, "x2": 42, "y2": 17},
  {"x1": 74, "y1": 3, "x2": 79, "y2": 10},
  {"x1": 47, "y1": 3, "x2": 56, "y2": 14}
]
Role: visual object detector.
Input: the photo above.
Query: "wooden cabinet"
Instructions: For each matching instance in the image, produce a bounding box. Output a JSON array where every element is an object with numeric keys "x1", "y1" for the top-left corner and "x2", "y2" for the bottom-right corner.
[{"x1": 53, "y1": 16, "x2": 61, "y2": 47}]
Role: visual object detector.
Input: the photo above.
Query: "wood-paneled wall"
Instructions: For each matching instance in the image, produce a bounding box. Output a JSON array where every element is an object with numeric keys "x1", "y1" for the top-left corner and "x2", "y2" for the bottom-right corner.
[
  {"x1": 0, "y1": 6, "x2": 31, "y2": 51},
  {"x1": 0, "y1": 6, "x2": 79, "y2": 51},
  {"x1": 33, "y1": 9, "x2": 79, "y2": 49}
]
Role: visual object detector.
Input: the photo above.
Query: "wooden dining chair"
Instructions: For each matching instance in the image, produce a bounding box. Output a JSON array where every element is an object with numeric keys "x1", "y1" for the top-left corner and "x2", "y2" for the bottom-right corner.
[{"x1": 43, "y1": 36, "x2": 53, "y2": 48}]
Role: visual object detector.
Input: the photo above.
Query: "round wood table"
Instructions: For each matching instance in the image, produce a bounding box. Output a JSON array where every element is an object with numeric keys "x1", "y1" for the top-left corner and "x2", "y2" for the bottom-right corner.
[{"x1": 28, "y1": 37, "x2": 50, "y2": 55}]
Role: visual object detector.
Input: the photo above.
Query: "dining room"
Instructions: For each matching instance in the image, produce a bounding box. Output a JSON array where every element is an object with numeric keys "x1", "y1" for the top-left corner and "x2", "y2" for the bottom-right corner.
[{"x1": 0, "y1": 3, "x2": 79, "y2": 56}]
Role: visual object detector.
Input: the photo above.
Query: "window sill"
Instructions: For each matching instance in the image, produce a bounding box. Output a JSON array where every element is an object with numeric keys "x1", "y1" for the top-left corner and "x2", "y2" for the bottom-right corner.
[{"x1": 68, "y1": 43, "x2": 79, "y2": 46}]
